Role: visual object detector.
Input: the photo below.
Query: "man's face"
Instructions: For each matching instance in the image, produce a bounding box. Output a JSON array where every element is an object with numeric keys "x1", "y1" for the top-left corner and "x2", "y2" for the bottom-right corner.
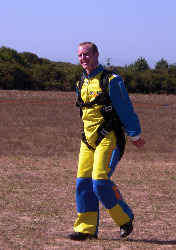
[{"x1": 78, "y1": 44, "x2": 99, "y2": 74}]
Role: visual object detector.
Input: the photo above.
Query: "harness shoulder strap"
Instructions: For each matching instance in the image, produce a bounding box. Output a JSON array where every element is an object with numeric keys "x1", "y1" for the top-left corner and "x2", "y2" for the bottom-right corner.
[
  {"x1": 77, "y1": 69, "x2": 117, "y2": 96},
  {"x1": 100, "y1": 70, "x2": 126, "y2": 160},
  {"x1": 77, "y1": 74, "x2": 85, "y2": 92},
  {"x1": 76, "y1": 69, "x2": 118, "y2": 108},
  {"x1": 100, "y1": 69, "x2": 118, "y2": 93},
  {"x1": 76, "y1": 73, "x2": 85, "y2": 108}
]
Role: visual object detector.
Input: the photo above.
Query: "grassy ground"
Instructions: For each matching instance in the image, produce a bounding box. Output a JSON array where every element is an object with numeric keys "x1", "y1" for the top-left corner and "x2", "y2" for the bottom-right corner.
[{"x1": 0, "y1": 91, "x2": 175, "y2": 250}]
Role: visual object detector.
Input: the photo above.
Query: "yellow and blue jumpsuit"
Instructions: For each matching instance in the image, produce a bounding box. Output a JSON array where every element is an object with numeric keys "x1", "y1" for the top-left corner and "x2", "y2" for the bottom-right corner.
[{"x1": 74, "y1": 65, "x2": 141, "y2": 236}]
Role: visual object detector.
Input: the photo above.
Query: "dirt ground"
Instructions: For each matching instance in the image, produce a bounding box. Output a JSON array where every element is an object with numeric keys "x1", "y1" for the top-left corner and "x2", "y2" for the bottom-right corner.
[{"x1": 0, "y1": 91, "x2": 175, "y2": 250}]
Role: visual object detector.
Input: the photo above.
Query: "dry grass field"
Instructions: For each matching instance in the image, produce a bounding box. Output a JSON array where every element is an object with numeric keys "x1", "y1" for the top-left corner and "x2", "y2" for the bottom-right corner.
[{"x1": 0, "y1": 90, "x2": 175, "y2": 250}]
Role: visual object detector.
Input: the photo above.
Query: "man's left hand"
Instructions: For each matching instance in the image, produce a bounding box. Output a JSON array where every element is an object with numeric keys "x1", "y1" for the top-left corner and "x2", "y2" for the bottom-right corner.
[{"x1": 132, "y1": 138, "x2": 146, "y2": 148}]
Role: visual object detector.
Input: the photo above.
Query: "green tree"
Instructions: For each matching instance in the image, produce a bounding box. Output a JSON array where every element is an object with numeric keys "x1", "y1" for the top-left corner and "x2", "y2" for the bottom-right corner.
[
  {"x1": 133, "y1": 57, "x2": 150, "y2": 72},
  {"x1": 168, "y1": 63, "x2": 176, "y2": 76},
  {"x1": 19, "y1": 52, "x2": 41, "y2": 66},
  {"x1": 0, "y1": 62, "x2": 33, "y2": 90},
  {"x1": 155, "y1": 58, "x2": 168, "y2": 70},
  {"x1": 0, "y1": 46, "x2": 22, "y2": 64}
]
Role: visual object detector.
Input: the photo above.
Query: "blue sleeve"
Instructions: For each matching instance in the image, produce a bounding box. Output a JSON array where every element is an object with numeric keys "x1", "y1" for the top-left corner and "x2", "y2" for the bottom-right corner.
[{"x1": 109, "y1": 75, "x2": 141, "y2": 137}]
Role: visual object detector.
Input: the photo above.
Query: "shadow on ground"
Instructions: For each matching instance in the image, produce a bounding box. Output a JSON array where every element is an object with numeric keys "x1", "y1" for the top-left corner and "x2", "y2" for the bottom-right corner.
[{"x1": 101, "y1": 237, "x2": 176, "y2": 245}]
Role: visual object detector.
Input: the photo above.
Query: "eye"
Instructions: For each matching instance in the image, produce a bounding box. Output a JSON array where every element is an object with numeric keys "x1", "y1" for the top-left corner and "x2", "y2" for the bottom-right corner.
[{"x1": 78, "y1": 53, "x2": 89, "y2": 58}]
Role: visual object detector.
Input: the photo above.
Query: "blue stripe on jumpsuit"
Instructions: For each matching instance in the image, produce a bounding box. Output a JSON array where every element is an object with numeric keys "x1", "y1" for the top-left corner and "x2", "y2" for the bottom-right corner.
[
  {"x1": 76, "y1": 178, "x2": 99, "y2": 213},
  {"x1": 76, "y1": 178, "x2": 99, "y2": 234}
]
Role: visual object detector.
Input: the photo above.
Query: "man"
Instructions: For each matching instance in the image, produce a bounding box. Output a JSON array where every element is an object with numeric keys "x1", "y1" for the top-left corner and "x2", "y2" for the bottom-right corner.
[{"x1": 69, "y1": 42, "x2": 145, "y2": 241}]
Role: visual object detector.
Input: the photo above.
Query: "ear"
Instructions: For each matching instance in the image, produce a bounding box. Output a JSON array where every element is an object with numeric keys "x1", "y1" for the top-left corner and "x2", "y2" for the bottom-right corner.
[{"x1": 95, "y1": 51, "x2": 99, "y2": 57}]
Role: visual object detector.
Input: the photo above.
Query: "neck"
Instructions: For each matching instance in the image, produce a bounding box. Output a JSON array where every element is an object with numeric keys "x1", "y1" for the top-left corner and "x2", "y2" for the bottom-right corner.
[{"x1": 86, "y1": 63, "x2": 99, "y2": 75}]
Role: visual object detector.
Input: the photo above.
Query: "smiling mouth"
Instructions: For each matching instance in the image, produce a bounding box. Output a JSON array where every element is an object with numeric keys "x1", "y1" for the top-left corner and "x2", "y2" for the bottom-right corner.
[{"x1": 82, "y1": 63, "x2": 88, "y2": 66}]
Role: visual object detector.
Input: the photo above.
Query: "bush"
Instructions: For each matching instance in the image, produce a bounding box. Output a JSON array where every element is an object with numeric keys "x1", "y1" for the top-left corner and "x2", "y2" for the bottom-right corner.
[{"x1": 0, "y1": 46, "x2": 175, "y2": 93}]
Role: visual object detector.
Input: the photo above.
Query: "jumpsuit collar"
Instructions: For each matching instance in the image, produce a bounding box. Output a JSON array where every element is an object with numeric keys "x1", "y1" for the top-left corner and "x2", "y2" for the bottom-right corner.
[{"x1": 83, "y1": 64, "x2": 104, "y2": 79}]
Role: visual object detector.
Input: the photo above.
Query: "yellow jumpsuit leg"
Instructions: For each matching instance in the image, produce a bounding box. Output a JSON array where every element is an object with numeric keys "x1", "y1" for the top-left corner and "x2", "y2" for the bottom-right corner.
[{"x1": 74, "y1": 132, "x2": 133, "y2": 235}]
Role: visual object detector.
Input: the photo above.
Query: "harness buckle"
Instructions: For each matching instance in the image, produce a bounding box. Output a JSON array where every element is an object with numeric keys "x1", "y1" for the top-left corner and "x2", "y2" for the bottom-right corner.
[{"x1": 104, "y1": 105, "x2": 112, "y2": 112}]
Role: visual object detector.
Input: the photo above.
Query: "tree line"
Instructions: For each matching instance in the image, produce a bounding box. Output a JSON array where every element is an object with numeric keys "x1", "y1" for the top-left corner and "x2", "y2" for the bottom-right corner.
[{"x1": 0, "y1": 46, "x2": 176, "y2": 94}]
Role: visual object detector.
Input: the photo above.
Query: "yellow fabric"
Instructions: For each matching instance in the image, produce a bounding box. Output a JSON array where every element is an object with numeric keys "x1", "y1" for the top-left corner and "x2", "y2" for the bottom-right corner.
[
  {"x1": 78, "y1": 72, "x2": 116, "y2": 149},
  {"x1": 107, "y1": 204, "x2": 130, "y2": 226},
  {"x1": 74, "y1": 212, "x2": 98, "y2": 235},
  {"x1": 74, "y1": 72, "x2": 132, "y2": 234},
  {"x1": 77, "y1": 131, "x2": 116, "y2": 179}
]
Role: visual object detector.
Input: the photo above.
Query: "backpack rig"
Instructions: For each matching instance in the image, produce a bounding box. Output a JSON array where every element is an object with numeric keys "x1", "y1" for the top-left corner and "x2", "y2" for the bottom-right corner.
[{"x1": 76, "y1": 69, "x2": 126, "y2": 160}]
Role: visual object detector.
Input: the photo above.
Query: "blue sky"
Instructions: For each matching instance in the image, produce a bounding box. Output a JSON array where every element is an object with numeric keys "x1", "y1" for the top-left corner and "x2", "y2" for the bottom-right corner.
[{"x1": 1, "y1": 0, "x2": 176, "y2": 68}]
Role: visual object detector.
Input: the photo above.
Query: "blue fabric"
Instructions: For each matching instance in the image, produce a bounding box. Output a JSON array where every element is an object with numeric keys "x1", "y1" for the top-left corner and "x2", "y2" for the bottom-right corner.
[
  {"x1": 92, "y1": 179, "x2": 118, "y2": 209},
  {"x1": 109, "y1": 75, "x2": 141, "y2": 137},
  {"x1": 92, "y1": 179, "x2": 134, "y2": 218},
  {"x1": 76, "y1": 178, "x2": 99, "y2": 213},
  {"x1": 83, "y1": 64, "x2": 104, "y2": 79},
  {"x1": 108, "y1": 148, "x2": 120, "y2": 178}
]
